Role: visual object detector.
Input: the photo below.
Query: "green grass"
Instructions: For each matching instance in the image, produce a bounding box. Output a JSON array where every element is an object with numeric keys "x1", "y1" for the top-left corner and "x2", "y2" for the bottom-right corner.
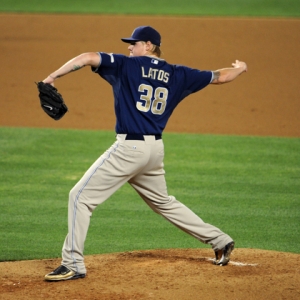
[
  {"x1": 0, "y1": 0, "x2": 299, "y2": 17},
  {"x1": 0, "y1": 127, "x2": 299, "y2": 261}
]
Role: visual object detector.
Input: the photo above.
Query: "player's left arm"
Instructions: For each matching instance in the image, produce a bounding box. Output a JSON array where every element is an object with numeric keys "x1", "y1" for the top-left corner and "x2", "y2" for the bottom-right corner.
[
  {"x1": 43, "y1": 52, "x2": 101, "y2": 86},
  {"x1": 211, "y1": 60, "x2": 247, "y2": 84}
]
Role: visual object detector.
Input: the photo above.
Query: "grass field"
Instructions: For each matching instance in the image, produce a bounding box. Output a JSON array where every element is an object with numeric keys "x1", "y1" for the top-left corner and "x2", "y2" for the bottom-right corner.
[
  {"x1": 0, "y1": 127, "x2": 299, "y2": 261},
  {"x1": 0, "y1": 0, "x2": 299, "y2": 17},
  {"x1": 0, "y1": 1, "x2": 299, "y2": 262}
]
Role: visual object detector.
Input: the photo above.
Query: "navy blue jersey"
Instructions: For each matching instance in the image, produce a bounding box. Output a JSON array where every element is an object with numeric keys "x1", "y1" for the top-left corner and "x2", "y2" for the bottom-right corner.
[{"x1": 92, "y1": 53, "x2": 212, "y2": 134}]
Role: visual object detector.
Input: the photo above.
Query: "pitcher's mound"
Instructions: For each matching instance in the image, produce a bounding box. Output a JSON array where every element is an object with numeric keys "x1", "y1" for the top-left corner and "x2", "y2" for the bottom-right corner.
[{"x1": 1, "y1": 248, "x2": 299, "y2": 299}]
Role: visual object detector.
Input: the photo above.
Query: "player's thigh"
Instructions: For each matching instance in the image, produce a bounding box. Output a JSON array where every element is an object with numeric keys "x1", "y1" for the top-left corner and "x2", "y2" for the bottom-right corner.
[
  {"x1": 70, "y1": 139, "x2": 150, "y2": 206},
  {"x1": 129, "y1": 171, "x2": 169, "y2": 204}
]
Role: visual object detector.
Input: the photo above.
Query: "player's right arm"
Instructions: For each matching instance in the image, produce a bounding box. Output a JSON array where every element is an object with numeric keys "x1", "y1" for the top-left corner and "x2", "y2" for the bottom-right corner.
[
  {"x1": 211, "y1": 60, "x2": 247, "y2": 84},
  {"x1": 43, "y1": 52, "x2": 101, "y2": 85}
]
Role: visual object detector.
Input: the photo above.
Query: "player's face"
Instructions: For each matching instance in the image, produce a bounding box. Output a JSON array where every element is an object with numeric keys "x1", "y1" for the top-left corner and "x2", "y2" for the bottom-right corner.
[{"x1": 128, "y1": 41, "x2": 147, "y2": 57}]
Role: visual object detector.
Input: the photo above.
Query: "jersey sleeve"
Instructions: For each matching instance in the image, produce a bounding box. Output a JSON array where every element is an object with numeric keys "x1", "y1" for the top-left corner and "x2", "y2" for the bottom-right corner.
[
  {"x1": 176, "y1": 66, "x2": 213, "y2": 101},
  {"x1": 91, "y1": 52, "x2": 126, "y2": 85},
  {"x1": 183, "y1": 67, "x2": 213, "y2": 92}
]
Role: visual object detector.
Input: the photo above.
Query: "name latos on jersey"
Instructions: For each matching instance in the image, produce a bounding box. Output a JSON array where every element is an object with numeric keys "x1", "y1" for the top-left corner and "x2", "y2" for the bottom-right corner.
[{"x1": 141, "y1": 66, "x2": 170, "y2": 83}]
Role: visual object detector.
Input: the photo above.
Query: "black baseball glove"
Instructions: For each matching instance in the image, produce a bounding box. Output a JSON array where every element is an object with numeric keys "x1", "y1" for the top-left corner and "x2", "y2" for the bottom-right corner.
[{"x1": 36, "y1": 82, "x2": 68, "y2": 120}]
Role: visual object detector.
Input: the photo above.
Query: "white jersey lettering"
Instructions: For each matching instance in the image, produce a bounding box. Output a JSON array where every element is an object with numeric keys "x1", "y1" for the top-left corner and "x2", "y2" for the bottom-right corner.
[{"x1": 141, "y1": 67, "x2": 170, "y2": 83}]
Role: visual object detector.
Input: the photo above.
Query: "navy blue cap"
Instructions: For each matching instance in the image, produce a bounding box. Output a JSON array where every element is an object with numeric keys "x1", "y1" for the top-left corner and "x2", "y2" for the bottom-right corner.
[{"x1": 121, "y1": 26, "x2": 161, "y2": 46}]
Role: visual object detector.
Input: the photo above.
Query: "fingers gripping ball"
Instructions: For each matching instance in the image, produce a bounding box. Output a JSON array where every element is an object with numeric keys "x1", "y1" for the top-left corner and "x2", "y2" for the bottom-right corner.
[{"x1": 36, "y1": 82, "x2": 68, "y2": 120}]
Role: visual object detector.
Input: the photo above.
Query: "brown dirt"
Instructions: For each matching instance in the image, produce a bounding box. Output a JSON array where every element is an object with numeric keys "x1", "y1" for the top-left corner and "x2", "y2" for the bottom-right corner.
[
  {"x1": 0, "y1": 14, "x2": 299, "y2": 300},
  {"x1": 1, "y1": 249, "x2": 300, "y2": 300}
]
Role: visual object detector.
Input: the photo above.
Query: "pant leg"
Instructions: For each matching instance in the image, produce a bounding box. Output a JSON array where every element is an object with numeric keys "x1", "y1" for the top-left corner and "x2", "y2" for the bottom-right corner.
[
  {"x1": 62, "y1": 135, "x2": 151, "y2": 274},
  {"x1": 129, "y1": 140, "x2": 233, "y2": 252}
]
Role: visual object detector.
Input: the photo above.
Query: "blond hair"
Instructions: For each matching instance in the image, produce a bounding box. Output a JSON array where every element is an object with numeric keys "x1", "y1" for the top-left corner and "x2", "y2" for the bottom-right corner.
[
  {"x1": 142, "y1": 41, "x2": 162, "y2": 57},
  {"x1": 151, "y1": 45, "x2": 161, "y2": 57}
]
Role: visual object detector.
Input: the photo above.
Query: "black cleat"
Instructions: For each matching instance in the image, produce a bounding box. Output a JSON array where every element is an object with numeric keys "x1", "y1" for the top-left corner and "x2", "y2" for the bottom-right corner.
[
  {"x1": 213, "y1": 241, "x2": 235, "y2": 266},
  {"x1": 44, "y1": 265, "x2": 85, "y2": 281}
]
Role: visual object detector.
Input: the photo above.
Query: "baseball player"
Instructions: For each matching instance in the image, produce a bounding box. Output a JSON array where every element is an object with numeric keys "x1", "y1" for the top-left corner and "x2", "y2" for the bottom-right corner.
[{"x1": 43, "y1": 26, "x2": 247, "y2": 281}]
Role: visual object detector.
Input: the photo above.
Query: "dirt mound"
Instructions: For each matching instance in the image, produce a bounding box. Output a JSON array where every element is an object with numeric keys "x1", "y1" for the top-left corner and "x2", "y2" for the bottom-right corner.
[{"x1": 1, "y1": 249, "x2": 299, "y2": 299}]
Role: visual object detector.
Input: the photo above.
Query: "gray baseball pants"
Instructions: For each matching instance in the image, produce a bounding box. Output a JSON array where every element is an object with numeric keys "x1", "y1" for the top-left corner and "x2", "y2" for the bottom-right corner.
[{"x1": 61, "y1": 134, "x2": 233, "y2": 274}]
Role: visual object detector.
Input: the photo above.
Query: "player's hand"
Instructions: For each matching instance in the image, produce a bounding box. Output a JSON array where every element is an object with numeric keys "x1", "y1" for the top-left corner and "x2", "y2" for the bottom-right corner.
[
  {"x1": 232, "y1": 60, "x2": 247, "y2": 72},
  {"x1": 42, "y1": 75, "x2": 55, "y2": 86}
]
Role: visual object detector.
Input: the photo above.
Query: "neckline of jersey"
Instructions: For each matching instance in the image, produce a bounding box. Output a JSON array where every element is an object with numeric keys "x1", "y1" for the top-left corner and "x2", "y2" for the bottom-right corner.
[{"x1": 145, "y1": 55, "x2": 165, "y2": 61}]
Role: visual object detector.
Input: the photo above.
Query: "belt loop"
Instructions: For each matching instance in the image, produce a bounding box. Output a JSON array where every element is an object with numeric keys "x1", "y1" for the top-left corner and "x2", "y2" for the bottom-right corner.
[
  {"x1": 117, "y1": 134, "x2": 126, "y2": 142},
  {"x1": 144, "y1": 135, "x2": 155, "y2": 144}
]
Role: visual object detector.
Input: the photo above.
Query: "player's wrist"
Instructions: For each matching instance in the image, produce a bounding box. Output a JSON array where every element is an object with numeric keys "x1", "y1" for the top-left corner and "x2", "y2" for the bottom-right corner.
[{"x1": 48, "y1": 75, "x2": 56, "y2": 80}]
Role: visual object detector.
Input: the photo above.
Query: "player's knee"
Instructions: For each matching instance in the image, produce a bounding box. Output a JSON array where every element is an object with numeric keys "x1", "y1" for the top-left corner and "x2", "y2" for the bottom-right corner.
[
  {"x1": 69, "y1": 186, "x2": 79, "y2": 203},
  {"x1": 153, "y1": 195, "x2": 177, "y2": 208}
]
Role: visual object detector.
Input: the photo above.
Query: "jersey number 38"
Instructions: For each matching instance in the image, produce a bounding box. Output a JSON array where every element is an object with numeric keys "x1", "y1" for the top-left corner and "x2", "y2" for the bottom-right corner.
[{"x1": 137, "y1": 84, "x2": 168, "y2": 115}]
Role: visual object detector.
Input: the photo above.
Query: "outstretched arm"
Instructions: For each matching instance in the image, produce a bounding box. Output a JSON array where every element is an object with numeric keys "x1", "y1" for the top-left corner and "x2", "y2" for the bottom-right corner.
[
  {"x1": 211, "y1": 60, "x2": 247, "y2": 84},
  {"x1": 43, "y1": 52, "x2": 101, "y2": 85}
]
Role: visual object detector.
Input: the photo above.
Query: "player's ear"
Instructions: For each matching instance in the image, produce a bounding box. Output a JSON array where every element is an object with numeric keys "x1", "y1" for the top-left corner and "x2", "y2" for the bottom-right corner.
[{"x1": 146, "y1": 41, "x2": 152, "y2": 51}]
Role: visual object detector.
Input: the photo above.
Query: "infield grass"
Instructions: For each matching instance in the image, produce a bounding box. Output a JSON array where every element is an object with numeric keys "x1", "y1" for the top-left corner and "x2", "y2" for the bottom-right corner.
[{"x1": 0, "y1": 127, "x2": 299, "y2": 261}]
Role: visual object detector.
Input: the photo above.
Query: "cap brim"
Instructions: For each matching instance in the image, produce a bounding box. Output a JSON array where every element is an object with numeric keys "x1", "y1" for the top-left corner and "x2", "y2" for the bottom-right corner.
[{"x1": 121, "y1": 38, "x2": 140, "y2": 43}]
